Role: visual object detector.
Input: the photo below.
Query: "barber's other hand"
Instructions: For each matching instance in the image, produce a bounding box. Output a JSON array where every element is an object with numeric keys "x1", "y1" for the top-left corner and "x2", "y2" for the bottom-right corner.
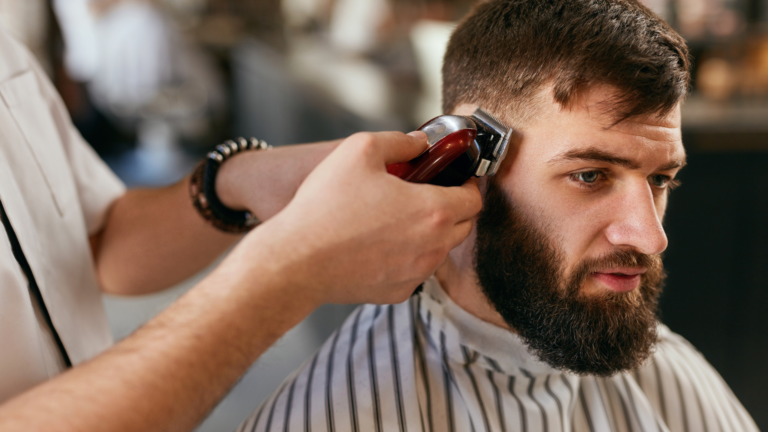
[{"x1": 227, "y1": 131, "x2": 481, "y2": 306}]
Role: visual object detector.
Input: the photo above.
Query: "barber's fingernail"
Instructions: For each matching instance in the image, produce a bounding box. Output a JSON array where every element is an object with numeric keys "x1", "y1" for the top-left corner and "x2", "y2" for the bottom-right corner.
[{"x1": 407, "y1": 131, "x2": 427, "y2": 140}]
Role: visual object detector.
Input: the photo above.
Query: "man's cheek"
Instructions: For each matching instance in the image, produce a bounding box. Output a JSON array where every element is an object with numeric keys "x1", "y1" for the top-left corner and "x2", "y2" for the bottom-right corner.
[
  {"x1": 657, "y1": 195, "x2": 669, "y2": 224},
  {"x1": 545, "y1": 220, "x2": 595, "y2": 279}
]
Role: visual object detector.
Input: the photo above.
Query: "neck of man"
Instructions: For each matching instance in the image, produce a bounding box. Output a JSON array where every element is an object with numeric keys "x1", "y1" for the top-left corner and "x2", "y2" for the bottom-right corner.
[{"x1": 435, "y1": 226, "x2": 513, "y2": 331}]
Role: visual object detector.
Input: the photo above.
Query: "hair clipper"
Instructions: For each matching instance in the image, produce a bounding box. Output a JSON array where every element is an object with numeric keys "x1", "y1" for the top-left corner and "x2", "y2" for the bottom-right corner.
[{"x1": 387, "y1": 108, "x2": 512, "y2": 187}]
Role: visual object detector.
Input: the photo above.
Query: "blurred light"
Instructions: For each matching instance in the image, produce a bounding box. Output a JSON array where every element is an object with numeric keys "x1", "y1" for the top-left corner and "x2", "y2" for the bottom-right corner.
[
  {"x1": 283, "y1": 0, "x2": 329, "y2": 29},
  {"x1": 329, "y1": 0, "x2": 389, "y2": 54},
  {"x1": 410, "y1": 19, "x2": 454, "y2": 122},
  {"x1": 698, "y1": 57, "x2": 738, "y2": 101},
  {"x1": 53, "y1": 0, "x2": 99, "y2": 81},
  {"x1": 289, "y1": 39, "x2": 392, "y2": 120},
  {"x1": 640, "y1": 0, "x2": 672, "y2": 21}
]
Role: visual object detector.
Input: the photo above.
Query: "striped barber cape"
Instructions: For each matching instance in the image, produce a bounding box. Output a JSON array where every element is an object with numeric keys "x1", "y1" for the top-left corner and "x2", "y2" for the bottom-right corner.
[{"x1": 239, "y1": 277, "x2": 757, "y2": 432}]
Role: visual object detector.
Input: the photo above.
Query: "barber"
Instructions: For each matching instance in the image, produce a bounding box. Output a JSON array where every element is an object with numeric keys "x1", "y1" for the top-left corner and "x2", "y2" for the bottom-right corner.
[{"x1": 0, "y1": 30, "x2": 481, "y2": 430}]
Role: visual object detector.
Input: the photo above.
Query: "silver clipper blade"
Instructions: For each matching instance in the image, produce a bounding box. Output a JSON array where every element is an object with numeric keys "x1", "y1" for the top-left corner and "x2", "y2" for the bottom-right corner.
[{"x1": 470, "y1": 108, "x2": 512, "y2": 177}]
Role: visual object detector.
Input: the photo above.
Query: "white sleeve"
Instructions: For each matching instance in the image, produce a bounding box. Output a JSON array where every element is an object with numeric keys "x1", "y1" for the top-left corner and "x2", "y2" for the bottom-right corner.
[{"x1": 27, "y1": 50, "x2": 126, "y2": 234}]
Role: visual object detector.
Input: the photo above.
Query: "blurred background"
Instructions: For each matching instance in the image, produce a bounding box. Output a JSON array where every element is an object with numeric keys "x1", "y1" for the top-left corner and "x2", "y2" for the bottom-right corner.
[{"x1": 2, "y1": 0, "x2": 768, "y2": 430}]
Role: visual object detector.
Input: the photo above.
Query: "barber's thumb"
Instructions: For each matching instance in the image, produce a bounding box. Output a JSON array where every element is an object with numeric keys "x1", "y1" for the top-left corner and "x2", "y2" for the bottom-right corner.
[{"x1": 379, "y1": 131, "x2": 429, "y2": 165}]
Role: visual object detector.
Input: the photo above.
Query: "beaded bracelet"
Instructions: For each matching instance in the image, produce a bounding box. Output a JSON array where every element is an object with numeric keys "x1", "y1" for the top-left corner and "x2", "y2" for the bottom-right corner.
[{"x1": 189, "y1": 137, "x2": 272, "y2": 233}]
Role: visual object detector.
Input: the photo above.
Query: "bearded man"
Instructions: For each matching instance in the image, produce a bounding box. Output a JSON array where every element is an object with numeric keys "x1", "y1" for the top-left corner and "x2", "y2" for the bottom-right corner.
[{"x1": 239, "y1": 0, "x2": 758, "y2": 430}]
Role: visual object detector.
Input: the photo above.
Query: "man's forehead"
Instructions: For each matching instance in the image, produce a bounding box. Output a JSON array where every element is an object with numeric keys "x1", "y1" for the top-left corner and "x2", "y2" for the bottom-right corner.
[
  {"x1": 536, "y1": 124, "x2": 685, "y2": 174},
  {"x1": 598, "y1": 101, "x2": 682, "y2": 143},
  {"x1": 610, "y1": 115, "x2": 681, "y2": 142},
  {"x1": 571, "y1": 106, "x2": 681, "y2": 152},
  {"x1": 559, "y1": 105, "x2": 683, "y2": 165},
  {"x1": 503, "y1": 87, "x2": 685, "y2": 166},
  {"x1": 527, "y1": 85, "x2": 681, "y2": 130}
]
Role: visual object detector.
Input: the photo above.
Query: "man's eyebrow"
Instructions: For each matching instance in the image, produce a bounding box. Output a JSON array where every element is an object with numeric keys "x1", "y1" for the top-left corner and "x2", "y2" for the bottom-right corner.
[
  {"x1": 548, "y1": 147, "x2": 687, "y2": 171},
  {"x1": 548, "y1": 148, "x2": 640, "y2": 169},
  {"x1": 657, "y1": 158, "x2": 687, "y2": 171}
]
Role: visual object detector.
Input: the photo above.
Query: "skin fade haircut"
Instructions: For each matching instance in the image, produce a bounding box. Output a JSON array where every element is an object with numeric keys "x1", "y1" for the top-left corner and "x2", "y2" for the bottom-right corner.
[
  {"x1": 475, "y1": 179, "x2": 665, "y2": 376},
  {"x1": 442, "y1": 0, "x2": 690, "y2": 125}
]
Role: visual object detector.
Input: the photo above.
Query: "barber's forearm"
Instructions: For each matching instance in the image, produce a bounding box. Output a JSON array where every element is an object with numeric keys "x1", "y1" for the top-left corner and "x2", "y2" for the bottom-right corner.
[
  {"x1": 95, "y1": 140, "x2": 339, "y2": 295},
  {"x1": 215, "y1": 140, "x2": 341, "y2": 219},
  {"x1": 0, "y1": 240, "x2": 318, "y2": 432},
  {"x1": 94, "y1": 181, "x2": 239, "y2": 295}
]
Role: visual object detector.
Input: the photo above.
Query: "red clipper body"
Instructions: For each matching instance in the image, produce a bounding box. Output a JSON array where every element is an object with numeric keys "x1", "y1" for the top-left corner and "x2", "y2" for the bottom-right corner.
[
  {"x1": 387, "y1": 108, "x2": 512, "y2": 187},
  {"x1": 386, "y1": 129, "x2": 477, "y2": 183}
]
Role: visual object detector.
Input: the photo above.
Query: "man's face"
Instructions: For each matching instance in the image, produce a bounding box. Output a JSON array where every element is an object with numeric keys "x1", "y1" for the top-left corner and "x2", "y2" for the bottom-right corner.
[{"x1": 462, "y1": 87, "x2": 686, "y2": 375}]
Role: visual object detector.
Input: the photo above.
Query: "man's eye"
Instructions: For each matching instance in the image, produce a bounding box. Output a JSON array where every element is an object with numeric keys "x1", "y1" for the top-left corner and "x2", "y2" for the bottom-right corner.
[
  {"x1": 574, "y1": 171, "x2": 601, "y2": 183},
  {"x1": 649, "y1": 174, "x2": 672, "y2": 188}
]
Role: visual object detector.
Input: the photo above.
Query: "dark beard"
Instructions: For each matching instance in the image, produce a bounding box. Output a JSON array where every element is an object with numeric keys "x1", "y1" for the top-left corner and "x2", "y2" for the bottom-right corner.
[{"x1": 474, "y1": 180, "x2": 665, "y2": 376}]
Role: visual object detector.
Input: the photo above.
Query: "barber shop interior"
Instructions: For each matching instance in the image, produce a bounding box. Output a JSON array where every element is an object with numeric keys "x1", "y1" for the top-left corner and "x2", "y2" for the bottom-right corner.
[{"x1": 1, "y1": 0, "x2": 767, "y2": 431}]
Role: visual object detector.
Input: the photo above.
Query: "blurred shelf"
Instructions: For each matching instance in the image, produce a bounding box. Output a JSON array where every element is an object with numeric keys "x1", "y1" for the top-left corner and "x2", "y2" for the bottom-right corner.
[
  {"x1": 682, "y1": 94, "x2": 768, "y2": 152},
  {"x1": 683, "y1": 94, "x2": 768, "y2": 132}
]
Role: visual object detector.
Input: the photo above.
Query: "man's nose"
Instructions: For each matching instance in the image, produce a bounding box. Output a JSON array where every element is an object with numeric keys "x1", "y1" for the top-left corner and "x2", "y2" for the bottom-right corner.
[{"x1": 603, "y1": 183, "x2": 668, "y2": 255}]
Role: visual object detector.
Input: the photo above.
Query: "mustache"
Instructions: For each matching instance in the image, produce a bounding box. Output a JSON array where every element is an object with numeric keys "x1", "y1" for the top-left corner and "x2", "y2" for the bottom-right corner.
[{"x1": 569, "y1": 250, "x2": 663, "y2": 289}]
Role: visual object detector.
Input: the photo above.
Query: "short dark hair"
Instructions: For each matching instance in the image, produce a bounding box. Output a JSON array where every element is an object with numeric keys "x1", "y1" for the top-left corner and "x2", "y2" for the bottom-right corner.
[{"x1": 442, "y1": 0, "x2": 690, "y2": 124}]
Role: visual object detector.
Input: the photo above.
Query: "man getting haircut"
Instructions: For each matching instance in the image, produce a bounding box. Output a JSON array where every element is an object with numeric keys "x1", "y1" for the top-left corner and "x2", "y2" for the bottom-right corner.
[{"x1": 239, "y1": 1, "x2": 758, "y2": 431}]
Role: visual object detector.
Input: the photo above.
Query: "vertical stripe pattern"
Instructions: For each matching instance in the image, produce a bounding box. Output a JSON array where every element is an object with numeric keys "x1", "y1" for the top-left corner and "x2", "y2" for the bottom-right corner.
[{"x1": 239, "y1": 279, "x2": 758, "y2": 432}]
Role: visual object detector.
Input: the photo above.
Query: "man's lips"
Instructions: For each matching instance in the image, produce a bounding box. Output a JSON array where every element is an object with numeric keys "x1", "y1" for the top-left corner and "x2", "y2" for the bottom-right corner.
[{"x1": 590, "y1": 267, "x2": 647, "y2": 293}]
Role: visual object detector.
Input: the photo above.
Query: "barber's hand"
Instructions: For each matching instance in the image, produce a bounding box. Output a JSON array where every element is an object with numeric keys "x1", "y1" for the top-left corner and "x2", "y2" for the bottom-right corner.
[{"x1": 228, "y1": 131, "x2": 481, "y2": 306}]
